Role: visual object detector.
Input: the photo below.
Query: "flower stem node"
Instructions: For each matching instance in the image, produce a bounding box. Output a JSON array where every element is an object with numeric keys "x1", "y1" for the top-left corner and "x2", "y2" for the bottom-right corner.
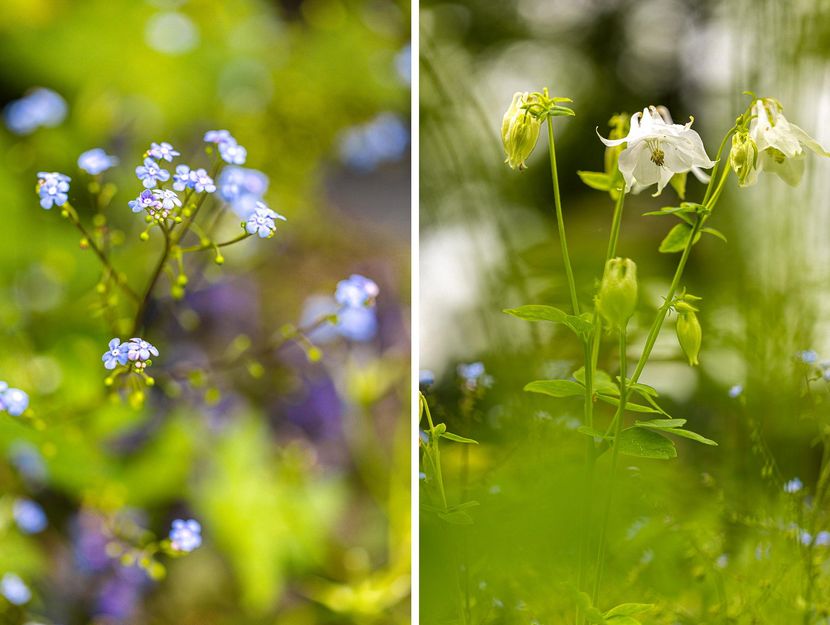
[{"x1": 596, "y1": 257, "x2": 638, "y2": 330}]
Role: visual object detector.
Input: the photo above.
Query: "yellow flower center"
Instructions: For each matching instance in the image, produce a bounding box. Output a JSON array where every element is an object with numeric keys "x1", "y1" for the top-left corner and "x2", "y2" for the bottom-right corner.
[{"x1": 647, "y1": 139, "x2": 665, "y2": 167}]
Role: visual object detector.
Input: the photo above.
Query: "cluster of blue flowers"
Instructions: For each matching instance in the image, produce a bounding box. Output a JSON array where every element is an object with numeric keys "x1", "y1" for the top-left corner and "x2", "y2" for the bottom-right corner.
[
  {"x1": 338, "y1": 113, "x2": 409, "y2": 171},
  {"x1": 128, "y1": 188, "x2": 183, "y2": 223},
  {"x1": 458, "y1": 362, "x2": 493, "y2": 391},
  {"x1": 168, "y1": 518, "x2": 202, "y2": 552},
  {"x1": 0, "y1": 573, "x2": 31, "y2": 606},
  {"x1": 334, "y1": 274, "x2": 380, "y2": 341},
  {"x1": 172, "y1": 164, "x2": 216, "y2": 193},
  {"x1": 36, "y1": 171, "x2": 71, "y2": 209},
  {"x1": 4, "y1": 87, "x2": 66, "y2": 135},
  {"x1": 204, "y1": 129, "x2": 247, "y2": 165},
  {"x1": 102, "y1": 338, "x2": 159, "y2": 371},
  {"x1": 0, "y1": 381, "x2": 29, "y2": 417},
  {"x1": 218, "y1": 166, "x2": 268, "y2": 217}
]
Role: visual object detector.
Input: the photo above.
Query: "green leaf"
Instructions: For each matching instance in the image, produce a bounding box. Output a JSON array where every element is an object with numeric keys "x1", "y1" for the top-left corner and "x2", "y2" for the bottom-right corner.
[
  {"x1": 504, "y1": 305, "x2": 567, "y2": 323},
  {"x1": 659, "y1": 223, "x2": 693, "y2": 253},
  {"x1": 634, "y1": 419, "x2": 687, "y2": 429},
  {"x1": 578, "y1": 171, "x2": 612, "y2": 192},
  {"x1": 597, "y1": 395, "x2": 663, "y2": 413},
  {"x1": 564, "y1": 314, "x2": 594, "y2": 337},
  {"x1": 604, "y1": 603, "x2": 654, "y2": 618},
  {"x1": 440, "y1": 431, "x2": 479, "y2": 444},
  {"x1": 627, "y1": 381, "x2": 659, "y2": 397},
  {"x1": 701, "y1": 227, "x2": 727, "y2": 243},
  {"x1": 524, "y1": 379, "x2": 584, "y2": 398},
  {"x1": 617, "y1": 427, "x2": 677, "y2": 459},
  {"x1": 665, "y1": 428, "x2": 718, "y2": 446}
]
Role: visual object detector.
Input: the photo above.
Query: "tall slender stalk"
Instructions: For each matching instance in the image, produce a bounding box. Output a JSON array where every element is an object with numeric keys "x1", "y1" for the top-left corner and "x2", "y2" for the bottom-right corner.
[
  {"x1": 547, "y1": 120, "x2": 580, "y2": 316},
  {"x1": 591, "y1": 328, "x2": 628, "y2": 603}
]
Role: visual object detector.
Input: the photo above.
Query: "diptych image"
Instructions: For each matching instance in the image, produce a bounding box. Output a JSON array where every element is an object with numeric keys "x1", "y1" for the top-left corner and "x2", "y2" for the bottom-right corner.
[{"x1": 3, "y1": 0, "x2": 830, "y2": 624}]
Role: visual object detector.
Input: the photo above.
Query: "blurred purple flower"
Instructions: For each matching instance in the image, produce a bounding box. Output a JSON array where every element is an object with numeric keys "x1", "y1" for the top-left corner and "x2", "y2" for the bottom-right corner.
[
  {"x1": 219, "y1": 140, "x2": 247, "y2": 165},
  {"x1": 217, "y1": 166, "x2": 269, "y2": 217},
  {"x1": 336, "y1": 306, "x2": 377, "y2": 342},
  {"x1": 338, "y1": 113, "x2": 409, "y2": 171},
  {"x1": 0, "y1": 382, "x2": 29, "y2": 417},
  {"x1": 335, "y1": 275, "x2": 379, "y2": 308},
  {"x1": 169, "y1": 518, "x2": 202, "y2": 552},
  {"x1": 0, "y1": 573, "x2": 30, "y2": 605}
]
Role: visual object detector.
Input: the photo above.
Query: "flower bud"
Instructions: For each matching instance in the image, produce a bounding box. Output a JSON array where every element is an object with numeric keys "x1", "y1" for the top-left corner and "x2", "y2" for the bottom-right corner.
[
  {"x1": 596, "y1": 257, "x2": 638, "y2": 329},
  {"x1": 675, "y1": 302, "x2": 702, "y2": 366},
  {"x1": 729, "y1": 131, "x2": 758, "y2": 187},
  {"x1": 501, "y1": 92, "x2": 541, "y2": 170}
]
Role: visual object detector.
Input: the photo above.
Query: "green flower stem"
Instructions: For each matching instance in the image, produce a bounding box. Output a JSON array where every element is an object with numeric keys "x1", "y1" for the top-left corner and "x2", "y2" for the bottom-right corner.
[
  {"x1": 62, "y1": 205, "x2": 141, "y2": 303},
  {"x1": 702, "y1": 125, "x2": 737, "y2": 206},
  {"x1": 132, "y1": 224, "x2": 172, "y2": 335},
  {"x1": 420, "y1": 394, "x2": 449, "y2": 510},
  {"x1": 576, "y1": 187, "x2": 625, "y2": 624},
  {"x1": 547, "y1": 119, "x2": 580, "y2": 316},
  {"x1": 180, "y1": 232, "x2": 251, "y2": 253},
  {"x1": 591, "y1": 327, "x2": 628, "y2": 605}
]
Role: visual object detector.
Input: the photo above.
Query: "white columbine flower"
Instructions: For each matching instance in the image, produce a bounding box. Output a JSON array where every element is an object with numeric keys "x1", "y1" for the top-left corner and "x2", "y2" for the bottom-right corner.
[
  {"x1": 744, "y1": 98, "x2": 829, "y2": 187},
  {"x1": 598, "y1": 106, "x2": 716, "y2": 196}
]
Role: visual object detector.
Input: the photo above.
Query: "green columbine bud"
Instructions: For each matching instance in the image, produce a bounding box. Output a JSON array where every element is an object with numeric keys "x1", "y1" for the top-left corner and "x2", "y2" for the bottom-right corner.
[
  {"x1": 675, "y1": 301, "x2": 702, "y2": 366},
  {"x1": 502, "y1": 92, "x2": 541, "y2": 170},
  {"x1": 596, "y1": 257, "x2": 638, "y2": 329},
  {"x1": 729, "y1": 131, "x2": 758, "y2": 187}
]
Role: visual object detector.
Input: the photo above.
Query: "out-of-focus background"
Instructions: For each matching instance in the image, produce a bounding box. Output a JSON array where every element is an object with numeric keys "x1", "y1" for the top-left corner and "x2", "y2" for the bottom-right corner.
[
  {"x1": 420, "y1": 0, "x2": 830, "y2": 623},
  {"x1": 0, "y1": 1, "x2": 410, "y2": 623}
]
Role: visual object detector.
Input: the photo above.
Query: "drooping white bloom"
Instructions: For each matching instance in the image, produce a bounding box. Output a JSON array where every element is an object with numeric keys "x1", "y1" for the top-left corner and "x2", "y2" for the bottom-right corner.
[
  {"x1": 599, "y1": 106, "x2": 716, "y2": 196},
  {"x1": 744, "y1": 98, "x2": 829, "y2": 187}
]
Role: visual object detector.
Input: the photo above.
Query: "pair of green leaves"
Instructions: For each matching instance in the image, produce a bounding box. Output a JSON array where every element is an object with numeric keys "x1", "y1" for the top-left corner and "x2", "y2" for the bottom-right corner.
[
  {"x1": 644, "y1": 202, "x2": 727, "y2": 253},
  {"x1": 524, "y1": 367, "x2": 717, "y2": 459},
  {"x1": 503, "y1": 304, "x2": 593, "y2": 340}
]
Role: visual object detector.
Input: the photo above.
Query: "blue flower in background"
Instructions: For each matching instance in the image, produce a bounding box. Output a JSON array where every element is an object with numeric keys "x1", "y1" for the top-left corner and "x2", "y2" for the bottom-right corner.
[
  {"x1": 419, "y1": 370, "x2": 435, "y2": 388},
  {"x1": 78, "y1": 148, "x2": 119, "y2": 175},
  {"x1": 245, "y1": 203, "x2": 286, "y2": 238},
  {"x1": 338, "y1": 113, "x2": 409, "y2": 171},
  {"x1": 102, "y1": 338, "x2": 129, "y2": 370},
  {"x1": 169, "y1": 518, "x2": 202, "y2": 552},
  {"x1": 4, "y1": 87, "x2": 66, "y2": 135},
  {"x1": 798, "y1": 350, "x2": 818, "y2": 364},
  {"x1": 728, "y1": 384, "x2": 743, "y2": 398},
  {"x1": 13, "y1": 499, "x2": 47, "y2": 534},
  {"x1": 8, "y1": 442, "x2": 46, "y2": 483},
  {"x1": 204, "y1": 129, "x2": 233, "y2": 144},
  {"x1": 335, "y1": 275, "x2": 379, "y2": 308},
  {"x1": 0, "y1": 573, "x2": 31, "y2": 605},
  {"x1": 458, "y1": 362, "x2": 493, "y2": 391},
  {"x1": 219, "y1": 140, "x2": 247, "y2": 165},
  {"x1": 147, "y1": 141, "x2": 179, "y2": 162},
  {"x1": 0, "y1": 382, "x2": 29, "y2": 417},
  {"x1": 784, "y1": 477, "x2": 803, "y2": 493},
  {"x1": 395, "y1": 43, "x2": 411, "y2": 85},
  {"x1": 36, "y1": 171, "x2": 71, "y2": 209},
  {"x1": 135, "y1": 157, "x2": 170, "y2": 189},
  {"x1": 218, "y1": 166, "x2": 269, "y2": 217},
  {"x1": 336, "y1": 305, "x2": 377, "y2": 342}
]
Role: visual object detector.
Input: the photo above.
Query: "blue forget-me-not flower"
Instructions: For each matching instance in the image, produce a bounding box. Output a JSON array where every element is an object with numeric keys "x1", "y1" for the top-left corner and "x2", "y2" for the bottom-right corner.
[
  {"x1": 169, "y1": 519, "x2": 202, "y2": 552},
  {"x1": 36, "y1": 172, "x2": 70, "y2": 209},
  {"x1": 0, "y1": 573, "x2": 31, "y2": 605},
  {"x1": 135, "y1": 158, "x2": 170, "y2": 189},
  {"x1": 245, "y1": 203, "x2": 286, "y2": 239},
  {"x1": 78, "y1": 148, "x2": 119, "y2": 175},
  {"x1": 147, "y1": 141, "x2": 179, "y2": 162},
  {"x1": 0, "y1": 382, "x2": 29, "y2": 417},
  {"x1": 13, "y1": 499, "x2": 47, "y2": 534}
]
